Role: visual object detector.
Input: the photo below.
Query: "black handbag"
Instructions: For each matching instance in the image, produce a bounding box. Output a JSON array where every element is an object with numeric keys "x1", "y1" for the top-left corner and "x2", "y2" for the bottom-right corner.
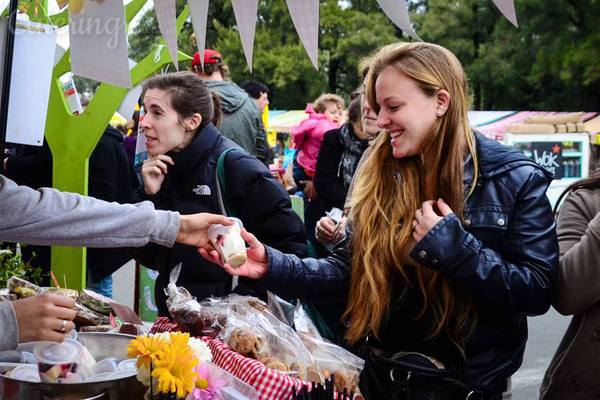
[{"x1": 359, "y1": 345, "x2": 482, "y2": 400}]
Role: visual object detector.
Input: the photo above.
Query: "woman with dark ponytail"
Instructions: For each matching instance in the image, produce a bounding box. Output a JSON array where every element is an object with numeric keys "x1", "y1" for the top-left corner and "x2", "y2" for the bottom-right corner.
[{"x1": 128, "y1": 71, "x2": 306, "y2": 316}]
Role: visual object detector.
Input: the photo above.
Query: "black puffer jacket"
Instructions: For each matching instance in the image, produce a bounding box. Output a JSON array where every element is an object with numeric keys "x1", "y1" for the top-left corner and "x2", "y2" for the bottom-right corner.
[{"x1": 129, "y1": 123, "x2": 306, "y2": 315}]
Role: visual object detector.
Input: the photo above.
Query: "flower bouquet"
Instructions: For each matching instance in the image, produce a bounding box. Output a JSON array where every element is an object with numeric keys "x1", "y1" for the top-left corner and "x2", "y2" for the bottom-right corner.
[{"x1": 127, "y1": 332, "x2": 223, "y2": 400}]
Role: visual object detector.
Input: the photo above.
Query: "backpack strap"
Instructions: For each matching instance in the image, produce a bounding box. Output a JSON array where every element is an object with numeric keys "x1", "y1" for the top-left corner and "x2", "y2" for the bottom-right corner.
[
  {"x1": 215, "y1": 147, "x2": 241, "y2": 290},
  {"x1": 215, "y1": 148, "x2": 239, "y2": 218}
]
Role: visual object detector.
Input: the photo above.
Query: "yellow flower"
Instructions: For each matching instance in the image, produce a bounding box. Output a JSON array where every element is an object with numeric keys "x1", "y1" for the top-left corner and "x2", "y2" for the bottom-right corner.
[
  {"x1": 169, "y1": 331, "x2": 190, "y2": 348},
  {"x1": 127, "y1": 335, "x2": 167, "y2": 369},
  {"x1": 152, "y1": 340, "x2": 198, "y2": 398}
]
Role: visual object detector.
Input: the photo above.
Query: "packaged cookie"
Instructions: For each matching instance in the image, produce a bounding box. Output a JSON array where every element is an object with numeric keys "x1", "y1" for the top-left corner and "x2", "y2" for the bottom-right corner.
[
  {"x1": 78, "y1": 289, "x2": 114, "y2": 315},
  {"x1": 8, "y1": 276, "x2": 41, "y2": 298}
]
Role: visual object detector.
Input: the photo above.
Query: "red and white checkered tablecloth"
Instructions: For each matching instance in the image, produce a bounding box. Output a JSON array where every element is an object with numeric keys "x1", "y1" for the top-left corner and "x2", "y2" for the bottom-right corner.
[{"x1": 151, "y1": 317, "x2": 308, "y2": 400}]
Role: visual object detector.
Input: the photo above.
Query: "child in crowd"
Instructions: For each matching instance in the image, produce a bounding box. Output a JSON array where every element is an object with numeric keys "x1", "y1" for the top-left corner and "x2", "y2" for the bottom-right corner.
[{"x1": 291, "y1": 94, "x2": 345, "y2": 201}]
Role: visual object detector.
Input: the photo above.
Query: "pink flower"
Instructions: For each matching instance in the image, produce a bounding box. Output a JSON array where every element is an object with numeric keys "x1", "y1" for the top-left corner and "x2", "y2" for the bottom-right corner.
[{"x1": 185, "y1": 362, "x2": 226, "y2": 400}]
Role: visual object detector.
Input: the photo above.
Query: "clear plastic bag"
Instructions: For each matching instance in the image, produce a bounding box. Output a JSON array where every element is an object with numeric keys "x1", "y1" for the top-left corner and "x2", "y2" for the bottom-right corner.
[
  {"x1": 204, "y1": 362, "x2": 259, "y2": 400},
  {"x1": 166, "y1": 269, "x2": 230, "y2": 338},
  {"x1": 294, "y1": 302, "x2": 365, "y2": 392},
  {"x1": 220, "y1": 297, "x2": 314, "y2": 379},
  {"x1": 164, "y1": 263, "x2": 193, "y2": 310}
]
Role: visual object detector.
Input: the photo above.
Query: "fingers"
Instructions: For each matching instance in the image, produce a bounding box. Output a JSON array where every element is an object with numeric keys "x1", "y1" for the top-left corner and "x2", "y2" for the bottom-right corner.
[
  {"x1": 44, "y1": 330, "x2": 69, "y2": 343},
  {"x1": 198, "y1": 248, "x2": 223, "y2": 266},
  {"x1": 143, "y1": 155, "x2": 174, "y2": 176},
  {"x1": 320, "y1": 217, "x2": 336, "y2": 233},
  {"x1": 51, "y1": 305, "x2": 77, "y2": 322},
  {"x1": 221, "y1": 263, "x2": 242, "y2": 276},
  {"x1": 414, "y1": 208, "x2": 423, "y2": 223},
  {"x1": 437, "y1": 198, "x2": 453, "y2": 216},
  {"x1": 50, "y1": 319, "x2": 75, "y2": 334},
  {"x1": 203, "y1": 213, "x2": 234, "y2": 226},
  {"x1": 421, "y1": 200, "x2": 436, "y2": 217},
  {"x1": 154, "y1": 155, "x2": 174, "y2": 165},
  {"x1": 46, "y1": 293, "x2": 75, "y2": 309},
  {"x1": 198, "y1": 248, "x2": 240, "y2": 276},
  {"x1": 240, "y1": 229, "x2": 260, "y2": 249}
]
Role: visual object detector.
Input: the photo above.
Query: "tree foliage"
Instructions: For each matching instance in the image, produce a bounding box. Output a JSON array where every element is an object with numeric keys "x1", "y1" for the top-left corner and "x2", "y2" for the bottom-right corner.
[
  {"x1": 128, "y1": 0, "x2": 600, "y2": 111},
  {"x1": 128, "y1": 0, "x2": 397, "y2": 109},
  {"x1": 412, "y1": 0, "x2": 600, "y2": 111}
]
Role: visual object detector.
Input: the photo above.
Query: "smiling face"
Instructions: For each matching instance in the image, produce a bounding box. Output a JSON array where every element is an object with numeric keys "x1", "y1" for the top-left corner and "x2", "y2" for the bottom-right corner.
[
  {"x1": 375, "y1": 66, "x2": 441, "y2": 159},
  {"x1": 141, "y1": 88, "x2": 199, "y2": 157}
]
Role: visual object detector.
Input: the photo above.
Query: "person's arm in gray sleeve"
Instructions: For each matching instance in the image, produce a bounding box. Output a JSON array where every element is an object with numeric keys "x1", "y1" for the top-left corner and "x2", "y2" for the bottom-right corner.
[
  {"x1": 0, "y1": 175, "x2": 179, "y2": 248},
  {"x1": 0, "y1": 175, "x2": 232, "y2": 249},
  {"x1": 0, "y1": 302, "x2": 18, "y2": 351}
]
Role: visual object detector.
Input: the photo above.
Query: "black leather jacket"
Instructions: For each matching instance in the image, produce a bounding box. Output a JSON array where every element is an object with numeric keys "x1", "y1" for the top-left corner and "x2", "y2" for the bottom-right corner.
[{"x1": 259, "y1": 133, "x2": 558, "y2": 393}]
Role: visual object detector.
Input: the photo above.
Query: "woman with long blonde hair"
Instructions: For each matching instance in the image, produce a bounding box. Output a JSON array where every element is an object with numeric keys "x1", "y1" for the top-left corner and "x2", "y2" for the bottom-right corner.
[{"x1": 201, "y1": 42, "x2": 558, "y2": 399}]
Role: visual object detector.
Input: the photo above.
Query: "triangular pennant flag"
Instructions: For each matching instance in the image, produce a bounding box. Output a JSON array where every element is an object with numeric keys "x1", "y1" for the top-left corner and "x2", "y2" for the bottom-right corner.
[
  {"x1": 187, "y1": 0, "x2": 210, "y2": 70},
  {"x1": 154, "y1": 0, "x2": 179, "y2": 70},
  {"x1": 70, "y1": 0, "x2": 131, "y2": 88},
  {"x1": 231, "y1": 0, "x2": 258, "y2": 73},
  {"x1": 285, "y1": 0, "x2": 319, "y2": 70},
  {"x1": 491, "y1": 0, "x2": 518, "y2": 27},
  {"x1": 376, "y1": 0, "x2": 421, "y2": 41}
]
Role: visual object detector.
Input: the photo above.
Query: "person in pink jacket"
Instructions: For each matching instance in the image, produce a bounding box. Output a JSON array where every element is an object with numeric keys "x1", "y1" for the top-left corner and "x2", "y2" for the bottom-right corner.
[{"x1": 292, "y1": 93, "x2": 345, "y2": 201}]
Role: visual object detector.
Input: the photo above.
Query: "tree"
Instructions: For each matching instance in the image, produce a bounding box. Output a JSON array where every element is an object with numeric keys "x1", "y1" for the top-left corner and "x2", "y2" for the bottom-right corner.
[
  {"x1": 128, "y1": 0, "x2": 398, "y2": 109},
  {"x1": 412, "y1": 0, "x2": 600, "y2": 111}
]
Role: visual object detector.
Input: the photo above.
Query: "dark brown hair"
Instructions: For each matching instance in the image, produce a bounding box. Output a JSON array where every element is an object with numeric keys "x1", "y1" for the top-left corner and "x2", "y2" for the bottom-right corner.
[
  {"x1": 347, "y1": 95, "x2": 362, "y2": 124},
  {"x1": 194, "y1": 63, "x2": 231, "y2": 80},
  {"x1": 142, "y1": 71, "x2": 216, "y2": 131},
  {"x1": 210, "y1": 90, "x2": 222, "y2": 128}
]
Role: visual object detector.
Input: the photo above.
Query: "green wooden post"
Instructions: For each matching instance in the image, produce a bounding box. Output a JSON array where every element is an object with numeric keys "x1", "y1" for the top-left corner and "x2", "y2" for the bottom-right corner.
[{"x1": 39, "y1": 1, "x2": 191, "y2": 289}]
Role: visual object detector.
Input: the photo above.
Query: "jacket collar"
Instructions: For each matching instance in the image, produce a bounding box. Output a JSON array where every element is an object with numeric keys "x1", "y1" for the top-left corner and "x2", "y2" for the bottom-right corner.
[
  {"x1": 473, "y1": 131, "x2": 553, "y2": 179},
  {"x1": 463, "y1": 132, "x2": 553, "y2": 193},
  {"x1": 167, "y1": 123, "x2": 221, "y2": 179}
]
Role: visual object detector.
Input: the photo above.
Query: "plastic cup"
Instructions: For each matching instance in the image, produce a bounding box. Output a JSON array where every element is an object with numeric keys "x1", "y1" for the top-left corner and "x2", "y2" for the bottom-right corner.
[
  {"x1": 107, "y1": 370, "x2": 136, "y2": 381},
  {"x1": 93, "y1": 357, "x2": 118, "y2": 375},
  {"x1": 85, "y1": 371, "x2": 113, "y2": 382},
  {"x1": 117, "y1": 359, "x2": 137, "y2": 372},
  {"x1": 33, "y1": 339, "x2": 84, "y2": 383},
  {"x1": 208, "y1": 217, "x2": 247, "y2": 267},
  {"x1": 9, "y1": 364, "x2": 41, "y2": 382}
]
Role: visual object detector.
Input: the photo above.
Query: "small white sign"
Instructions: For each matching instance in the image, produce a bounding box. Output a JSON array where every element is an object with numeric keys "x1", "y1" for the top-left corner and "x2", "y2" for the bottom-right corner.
[
  {"x1": 0, "y1": 19, "x2": 57, "y2": 146},
  {"x1": 69, "y1": 0, "x2": 131, "y2": 88}
]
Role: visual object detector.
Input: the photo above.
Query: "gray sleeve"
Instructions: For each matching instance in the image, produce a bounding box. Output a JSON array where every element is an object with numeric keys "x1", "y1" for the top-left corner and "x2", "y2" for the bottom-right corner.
[
  {"x1": 0, "y1": 175, "x2": 179, "y2": 248},
  {"x1": 554, "y1": 189, "x2": 600, "y2": 315},
  {"x1": 0, "y1": 302, "x2": 18, "y2": 351}
]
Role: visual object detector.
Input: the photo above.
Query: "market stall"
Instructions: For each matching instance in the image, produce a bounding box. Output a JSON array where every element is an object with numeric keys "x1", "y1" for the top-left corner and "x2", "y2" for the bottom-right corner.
[{"x1": 0, "y1": 274, "x2": 362, "y2": 400}]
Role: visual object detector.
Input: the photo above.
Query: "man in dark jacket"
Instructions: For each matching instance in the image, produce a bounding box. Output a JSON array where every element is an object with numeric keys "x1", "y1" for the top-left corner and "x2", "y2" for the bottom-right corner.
[
  {"x1": 192, "y1": 49, "x2": 269, "y2": 165},
  {"x1": 86, "y1": 125, "x2": 137, "y2": 297}
]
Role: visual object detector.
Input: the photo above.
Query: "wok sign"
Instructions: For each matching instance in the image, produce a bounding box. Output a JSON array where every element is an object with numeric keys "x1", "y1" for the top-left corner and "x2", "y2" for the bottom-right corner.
[{"x1": 529, "y1": 142, "x2": 563, "y2": 179}]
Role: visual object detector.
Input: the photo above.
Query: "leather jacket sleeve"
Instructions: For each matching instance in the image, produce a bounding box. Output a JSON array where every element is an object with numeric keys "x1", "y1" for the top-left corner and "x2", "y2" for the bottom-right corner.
[
  {"x1": 260, "y1": 233, "x2": 351, "y2": 302},
  {"x1": 410, "y1": 167, "x2": 558, "y2": 316}
]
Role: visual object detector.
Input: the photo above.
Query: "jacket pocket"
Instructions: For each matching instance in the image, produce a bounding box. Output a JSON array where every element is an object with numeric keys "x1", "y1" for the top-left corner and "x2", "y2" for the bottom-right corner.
[{"x1": 463, "y1": 207, "x2": 510, "y2": 233}]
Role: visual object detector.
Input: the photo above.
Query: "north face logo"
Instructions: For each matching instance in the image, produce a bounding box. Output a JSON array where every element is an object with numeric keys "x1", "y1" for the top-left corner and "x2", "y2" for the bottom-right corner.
[{"x1": 193, "y1": 185, "x2": 211, "y2": 196}]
